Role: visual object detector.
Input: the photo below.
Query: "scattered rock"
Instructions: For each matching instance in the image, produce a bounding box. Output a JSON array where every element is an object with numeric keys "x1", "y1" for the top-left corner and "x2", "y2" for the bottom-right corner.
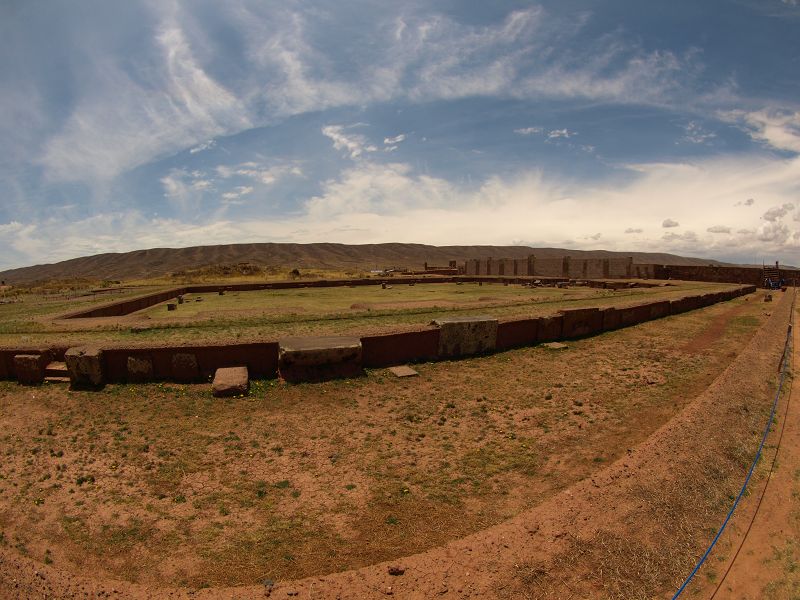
[
  {"x1": 542, "y1": 342, "x2": 568, "y2": 350},
  {"x1": 387, "y1": 366, "x2": 418, "y2": 378},
  {"x1": 388, "y1": 566, "x2": 405, "y2": 576},
  {"x1": 212, "y1": 366, "x2": 250, "y2": 397}
]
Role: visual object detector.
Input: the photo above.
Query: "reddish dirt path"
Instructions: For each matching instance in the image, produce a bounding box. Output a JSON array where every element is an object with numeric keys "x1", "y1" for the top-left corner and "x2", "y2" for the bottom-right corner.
[{"x1": 695, "y1": 302, "x2": 800, "y2": 599}]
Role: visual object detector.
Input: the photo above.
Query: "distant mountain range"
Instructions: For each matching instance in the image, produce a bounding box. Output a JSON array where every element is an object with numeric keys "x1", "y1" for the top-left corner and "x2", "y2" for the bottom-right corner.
[{"x1": 0, "y1": 243, "x2": 733, "y2": 284}]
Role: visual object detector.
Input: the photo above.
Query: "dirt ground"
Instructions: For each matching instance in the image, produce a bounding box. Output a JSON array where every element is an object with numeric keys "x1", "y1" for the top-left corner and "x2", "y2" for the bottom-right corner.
[
  {"x1": 0, "y1": 290, "x2": 788, "y2": 599},
  {"x1": 691, "y1": 301, "x2": 800, "y2": 599}
]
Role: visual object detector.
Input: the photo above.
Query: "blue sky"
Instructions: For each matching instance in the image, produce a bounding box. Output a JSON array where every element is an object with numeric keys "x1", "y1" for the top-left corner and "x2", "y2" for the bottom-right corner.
[{"x1": 1, "y1": 0, "x2": 800, "y2": 270}]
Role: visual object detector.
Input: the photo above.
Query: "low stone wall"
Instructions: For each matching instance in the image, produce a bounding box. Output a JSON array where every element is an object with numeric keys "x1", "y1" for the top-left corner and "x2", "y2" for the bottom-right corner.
[{"x1": 0, "y1": 285, "x2": 758, "y2": 385}]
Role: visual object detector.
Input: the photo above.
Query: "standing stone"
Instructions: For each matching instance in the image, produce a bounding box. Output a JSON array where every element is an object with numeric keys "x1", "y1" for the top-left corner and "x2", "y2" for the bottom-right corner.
[{"x1": 64, "y1": 346, "x2": 105, "y2": 388}]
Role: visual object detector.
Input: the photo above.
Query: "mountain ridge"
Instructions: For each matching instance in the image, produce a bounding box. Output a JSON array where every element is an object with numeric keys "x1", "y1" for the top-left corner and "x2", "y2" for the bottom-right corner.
[{"x1": 0, "y1": 242, "x2": 734, "y2": 284}]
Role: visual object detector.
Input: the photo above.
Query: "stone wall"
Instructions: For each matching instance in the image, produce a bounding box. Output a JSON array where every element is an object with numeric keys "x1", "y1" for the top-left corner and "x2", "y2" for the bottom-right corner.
[{"x1": 0, "y1": 285, "x2": 758, "y2": 385}]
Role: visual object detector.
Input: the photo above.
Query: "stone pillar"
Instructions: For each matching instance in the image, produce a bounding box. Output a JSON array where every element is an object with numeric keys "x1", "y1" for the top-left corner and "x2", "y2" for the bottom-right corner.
[
  {"x1": 603, "y1": 259, "x2": 610, "y2": 278},
  {"x1": 486, "y1": 257, "x2": 493, "y2": 276},
  {"x1": 528, "y1": 254, "x2": 536, "y2": 276},
  {"x1": 562, "y1": 256, "x2": 570, "y2": 277}
]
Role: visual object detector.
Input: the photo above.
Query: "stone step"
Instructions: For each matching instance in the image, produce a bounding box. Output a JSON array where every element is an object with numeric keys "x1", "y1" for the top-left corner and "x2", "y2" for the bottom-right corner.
[
  {"x1": 45, "y1": 361, "x2": 68, "y2": 378},
  {"x1": 44, "y1": 376, "x2": 71, "y2": 384}
]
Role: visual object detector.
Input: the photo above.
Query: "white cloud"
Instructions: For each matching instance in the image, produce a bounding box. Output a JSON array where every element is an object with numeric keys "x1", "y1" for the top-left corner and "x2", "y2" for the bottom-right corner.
[
  {"x1": 6, "y1": 151, "x2": 800, "y2": 271},
  {"x1": 220, "y1": 162, "x2": 303, "y2": 185},
  {"x1": 681, "y1": 121, "x2": 716, "y2": 144},
  {"x1": 762, "y1": 203, "x2": 794, "y2": 222},
  {"x1": 662, "y1": 218, "x2": 680, "y2": 228},
  {"x1": 707, "y1": 225, "x2": 732, "y2": 233},
  {"x1": 725, "y1": 108, "x2": 800, "y2": 153},
  {"x1": 663, "y1": 231, "x2": 698, "y2": 242},
  {"x1": 384, "y1": 134, "x2": 406, "y2": 145},
  {"x1": 624, "y1": 227, "x2": 643, "y2": 234},
  {"x1": 39, "y1": 18, "x2": 250, "y2": 182},
  {"x1": 548, "y1": 129, "x2": 577, "y2": 139},
  {"x1": 514, "y1": 127, "x2": 544, "y2": 136},
  {"x1": 189, "y1": 139, "x2": 217, "y2": 154},
  {"x1": 322, "y1": 125, "x2": 379, "y2": 159}
]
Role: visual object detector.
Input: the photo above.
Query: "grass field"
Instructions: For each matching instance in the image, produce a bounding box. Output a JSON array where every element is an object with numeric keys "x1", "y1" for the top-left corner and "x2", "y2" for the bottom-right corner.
[{"x1": 0, "y1": 279, "x2": 741, "y2": 347}]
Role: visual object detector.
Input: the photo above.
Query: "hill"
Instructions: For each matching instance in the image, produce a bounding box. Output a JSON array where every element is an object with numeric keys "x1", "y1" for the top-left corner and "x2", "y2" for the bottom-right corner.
[{"x1": 0, "y1": 243, "x2": 730, "y2": 284}]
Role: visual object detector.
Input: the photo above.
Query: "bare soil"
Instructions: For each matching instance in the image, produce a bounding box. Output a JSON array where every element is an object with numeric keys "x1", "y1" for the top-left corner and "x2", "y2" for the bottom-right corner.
[{"x1": 0, "y1": 291, "x2": 787, "y2": 599}]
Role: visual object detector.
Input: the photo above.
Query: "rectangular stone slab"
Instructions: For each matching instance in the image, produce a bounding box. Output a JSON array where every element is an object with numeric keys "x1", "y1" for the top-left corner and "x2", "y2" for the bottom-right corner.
[
  {"x1": 279, "y1": 336, "x2": 363, "y2": 382},
  {"x1": 212, "y1": 366, "x2": 249, "y2": 397},
  {"x1": 387, "y1": 365, "x2": 419, "y2": 378},
  {"x1": 279, "y1": 336, "x2": 362, "y2": 367},
  {"x1": 431, "y1": 316, "x2": 498, "y2": 358}
]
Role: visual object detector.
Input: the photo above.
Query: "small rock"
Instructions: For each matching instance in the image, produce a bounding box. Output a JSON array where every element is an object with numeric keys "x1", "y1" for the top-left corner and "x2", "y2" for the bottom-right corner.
[
  {"x1": 388, "y1": 566, "x2": 405, "y2": 576},
  {"x1": 388, "y1": 366, "x2": 418, "y2": 378},
  {"x1": 542, "y1": 342, "x2": 568, "y2": 350}
]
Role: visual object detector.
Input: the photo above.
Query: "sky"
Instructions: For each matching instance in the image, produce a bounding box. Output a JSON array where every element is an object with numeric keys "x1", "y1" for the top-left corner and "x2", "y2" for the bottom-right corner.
[{"x1": 1, "y1": 0, "x2": 800, "y2": 270}]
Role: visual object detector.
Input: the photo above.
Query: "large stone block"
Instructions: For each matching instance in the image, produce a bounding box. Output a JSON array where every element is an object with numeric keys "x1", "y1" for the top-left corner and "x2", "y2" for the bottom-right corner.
[
  {"x1": 172, "y1": 352, "x2": 200, "y2": 382},
  {"x1": 432, "y1": 316, "x2": 498, "y2": 358},
  {"x1": 64, "y1": 346, "x2": 105, "y2": 387},
  {"x1": 14, "y1": 354, "x2": 47, "y2": 385},
  {"x1": 212, "y1": 366, "x2": 249, "y2": 397},
  {"x1": 496, "y1": 318, "x2": 539, "y2": 351},
  {"x1": 279, "y1": 336, "x2": 363, "y2": 382},
  {"x1": 559, "y1": 307, "x2": 603, "y2": 339},
  {"x1": 536, "y1": 315, "x2": 564, "y2": 343},
  {"x1": 127, "y1": 355, "x2": 154, "y2": 382}
]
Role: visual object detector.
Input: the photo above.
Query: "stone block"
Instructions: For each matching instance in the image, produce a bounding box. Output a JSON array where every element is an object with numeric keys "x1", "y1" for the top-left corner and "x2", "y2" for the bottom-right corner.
[
  {"x1": 127, "y1": 355, "x2": 154, "y2": 382},
  {"x1": 601, "y1": 307, "x2": 622, "y2": 331},
  {"x1": 432, "y1": 316, "x2": 498, "y2": 358},
  {"x1": 388, "y1": 365, "x2": 418, "y2": 378},
  {"x1": 559, "y1": 307, "x2": 603, "y2": 339},
  {"x1": 172, "y1": 352, "x2": 200, "y2": 382},
  {"x1": 212, "y1": 366, "x2": 249, "y2": 397},
  {"x1": 496, "y1": 318, "x2": 539, "y2": 350},
  {"x1": 536, "y1": 315, "x2": 564, "y2": 343},
  {"x1": 167, "y1": 303, "x2": 177, "y2": 311},
  {"x1": 64, "y1": 346, "x2": 105, "y2": 387},
  {"x1": 14, "y1": 354, "x2": 46, "y2": 385},
  {"x1": 279, "y1": 336, "x2": 363, "y2": 382}
]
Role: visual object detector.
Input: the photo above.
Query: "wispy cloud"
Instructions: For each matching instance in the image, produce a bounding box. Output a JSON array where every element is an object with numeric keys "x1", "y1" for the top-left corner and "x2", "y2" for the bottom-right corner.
[
  {"x1": 322, "y1": 125, "x2": 378, "y2": 159},
  {"x1": 662, "y1": 218, "x2": 680, "y2": 228}
]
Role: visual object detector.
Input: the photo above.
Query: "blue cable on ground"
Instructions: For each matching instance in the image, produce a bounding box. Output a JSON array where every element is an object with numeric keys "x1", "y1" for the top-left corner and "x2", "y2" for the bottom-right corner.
[{"x1": 671, "y1": 294, "x2": 795, "y2": 599}]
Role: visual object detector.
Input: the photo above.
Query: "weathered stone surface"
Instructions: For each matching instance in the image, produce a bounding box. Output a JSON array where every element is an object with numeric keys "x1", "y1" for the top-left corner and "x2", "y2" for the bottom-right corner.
[
  {"x1": 387, "y1": 365, "x2": 419, "y2": 378},
  {"x1": 212, "y1": 366, "x2": 249, "y2": 397},
  {"x1": 432, "y1": 316, "x2": 498, "y2": 358},
  {"x1": 65, "y1": 346, "x2": 105, "y2": 387},
  {"x1": 14, "y1": 354, "x2": 46, "y2": 385},
  {"x1": 559, "y1": 307, "x2": 603, "y2": 339},
  {"x1": 127, "y1": 355, "x2": 154, "y2": 382},
  {"x1": 542, "y1": 342, "x2": 568, "y2": 350},
  {"x1": 172, "y1": 352, "x2": 200, "y2": 382},
  {"x1": 279, "y1": 336, "x2": 363, "y2": 382},
  {"x1": 167, "y1": 303, "x2": 177, "y2": 311}
]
